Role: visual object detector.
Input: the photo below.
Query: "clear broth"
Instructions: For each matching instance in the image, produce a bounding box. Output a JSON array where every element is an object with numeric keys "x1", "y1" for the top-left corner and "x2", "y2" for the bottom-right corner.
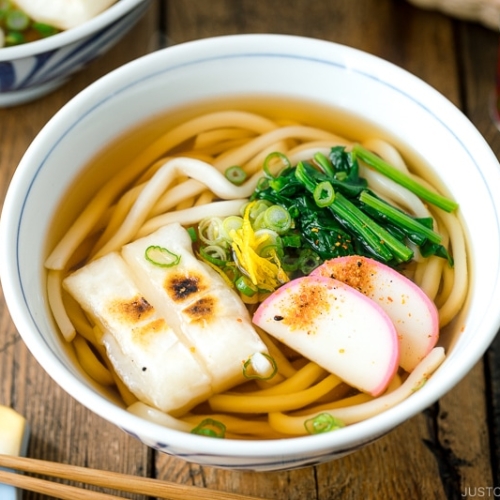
[{"x1": 46, "y1": 94, "x2": 448, "y2": 256}]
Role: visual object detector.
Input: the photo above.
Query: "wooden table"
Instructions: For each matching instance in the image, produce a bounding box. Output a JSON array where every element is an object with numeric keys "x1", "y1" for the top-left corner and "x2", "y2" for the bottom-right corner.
[{"x1": 1, "y1": 1, "x2": 499, "y2": 498}]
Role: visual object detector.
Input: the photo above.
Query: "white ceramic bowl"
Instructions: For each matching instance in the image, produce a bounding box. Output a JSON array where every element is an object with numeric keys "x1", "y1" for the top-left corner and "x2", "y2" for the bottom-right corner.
[
  {"x1": 1, "y1": 34, "x2": 500, "y2": 471},
  {"x1": 0, "y1": 0, "x2": 150, "y2": 107}
]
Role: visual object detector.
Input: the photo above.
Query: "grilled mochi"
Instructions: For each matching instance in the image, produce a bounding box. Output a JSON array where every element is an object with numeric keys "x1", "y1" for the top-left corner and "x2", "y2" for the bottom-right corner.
[
  {"x1": 63, "y1": 252, "x2": 212, "y2": 414},
  {"x1": 121, "y1": 222, "x2": 268, "y2": 393}
]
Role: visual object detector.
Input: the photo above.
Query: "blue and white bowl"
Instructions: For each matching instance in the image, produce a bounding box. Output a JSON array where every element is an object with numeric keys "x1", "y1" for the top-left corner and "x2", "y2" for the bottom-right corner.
[
  {"x1": 0, "y1": 0, "x2": 150, "y2": 107},
  {"x1": 1, "y1": 34, "x2": 500, "y2": 471}
]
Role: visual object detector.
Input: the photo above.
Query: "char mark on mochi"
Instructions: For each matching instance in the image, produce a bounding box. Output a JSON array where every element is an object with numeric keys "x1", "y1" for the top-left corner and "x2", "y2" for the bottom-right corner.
[
  {"x1": 108, "y1": 295, "x2": 154, "y2": 322},
  {"x1": 165, "y1": 273, "x2": 209, "y2": 302}
]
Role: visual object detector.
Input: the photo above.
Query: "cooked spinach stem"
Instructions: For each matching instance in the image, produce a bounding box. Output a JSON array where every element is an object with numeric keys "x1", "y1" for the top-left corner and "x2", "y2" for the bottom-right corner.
[
  {"x1": 359, "y1": 191, "x2": 443, "y2": 244},
  {"x1": 294, "y1": 162, "x2": 317, "y2": 192},
  {"x1": 332, "y1": 193, "x2": 413, "y2": 262},
  {"x1": 314, "y1": 152, "x2": 335, "y2": 176},
  {"x1": 353, "y1": 144, "x2": 459, "y2": 213},
  {"x1": 295, "y1": 162, "x2": 412, "y2": 262},
  {"x1": 327, "y1": 196, "x2": 392, "y2": 261}
]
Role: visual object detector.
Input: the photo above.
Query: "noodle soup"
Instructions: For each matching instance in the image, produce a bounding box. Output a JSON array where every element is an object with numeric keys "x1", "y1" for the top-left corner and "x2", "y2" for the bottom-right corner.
[{"x1": 44, "y1": 95, "x2": 467, "y2": 440}]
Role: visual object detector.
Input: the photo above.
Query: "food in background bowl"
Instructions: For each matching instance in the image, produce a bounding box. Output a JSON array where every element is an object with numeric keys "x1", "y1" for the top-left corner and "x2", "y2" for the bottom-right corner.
[
  {"x1": 45, "y1": 96, "x2": 466, "y2": 440},
  {"x1": 2, "y1": 34, "x2": 500, "y2": 471},
  {"x1": 0, "y1": 0, "x2": 148, "y2": 106},
  {"x1": 13, "y1": 0, "x2": 117, "y2": 30},
  {"x1": 0, "y1": 1, "x2": 60, "y2": 47},
  {"x1": 0, "y1": 0, "x2": 117, "y2": 47}
]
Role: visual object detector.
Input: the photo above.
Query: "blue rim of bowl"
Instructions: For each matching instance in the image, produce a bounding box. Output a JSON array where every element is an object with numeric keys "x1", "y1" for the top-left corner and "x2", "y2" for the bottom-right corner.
[{"x1": 3, "y1": 34, "x2": 500, "y2": 460}]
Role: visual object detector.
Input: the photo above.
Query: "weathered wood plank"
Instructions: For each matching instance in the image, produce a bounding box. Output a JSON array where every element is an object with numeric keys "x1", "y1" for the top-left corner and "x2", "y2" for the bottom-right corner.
[
  {"x1": 437, "y1": 362, "x2": 493, "y2": 495},
  {"x1": 0, "y1": 3, "x2": 160, "y2": 500},
  {"x1": 458, "y1": 18, "x2": 500, "y2": 489}
]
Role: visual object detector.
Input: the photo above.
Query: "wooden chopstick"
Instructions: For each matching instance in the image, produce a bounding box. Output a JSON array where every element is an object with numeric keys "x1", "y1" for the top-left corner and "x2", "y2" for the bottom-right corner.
[
  {"x1": 0, "y1": 469, "x2": 120, "y2": 500},
  {"x1": 0, "y1": 454, "x2": 269, "y2": 500}
]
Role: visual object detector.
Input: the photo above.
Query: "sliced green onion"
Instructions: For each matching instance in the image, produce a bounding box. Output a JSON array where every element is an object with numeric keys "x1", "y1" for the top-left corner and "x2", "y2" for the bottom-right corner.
[
  {"x1": 297, "y1": 248, "x2": 321, "y2": 274},
  {"x1": 353, "y1": 144, "x2": 458, "y2": 213},
  {"x1": 186, "y1": 226, "x2": 198, "y2": 242},
  {"x1": 198, "y1": 217, "x2": 225, "y2": 245},
  {"x1": 263, "y1": 152, "x2": 291, "y2": 179},
  {"x1": 144, "y1": 246, "x2": 180, "y2": 267},
  {"x1": 258, "y1": 244, "x2": 283, "y2": 261},
  {"x1": 221, "y1": 262, "x2": 239, "y2": 282},
  {"x1": 254, "y1": 228, "x2": 281, "y2": 249},
  {"x1": 199, "y1": 245, "x2": 227, "y2": 266},
  {"x1": 359, "y1": 190, "x2": 443, "y2": 244},
  {"x1": 241, "y1": 199, "x2": 271, "y2": 222},
  {"x1": 222, "y1": 215, "x2": 243, "y2": 238},
  {"x1": 0, "y1": 0, "x2": 11, "y2": 11},
  {"x1": 6, "y1": 10, "x2": 29, "y2": 30},
  {"x1": 242, "y1": 352, "x2": 278, "y2": 380},
  {"x1": 256, "y1": 176, "x2": 270, "y2": 191},
  {"x1": 5, "y1": 30, "x2": 24, "y2": 45},
  {"x1": 304, "y1": 413, "x2": 345, "y2": 434},
  {"x1": 190, "y1": 418, "x2": 226, "y2": 438},
  {"x1": 281, "y1": 249, "x2": 321, "y2": 274},
  {"x1": 32, "y1": 22, "x2": 59, "y2": 38},
  {"x1": 313, "y1": 181, "x2": 335, "y2": 208},
  {"x1": 235, "y1": 275, "x2": 258, "y2": 297},
  {"x1": 252, "y1": 210, "x2": 267, "y2": 231},
  {"x1": 262, "y1": 205, "x2": 292, "y2": 233},
  {"x1": 281, "y1": 255, "x2": 300, "y2": 272},
  {"x1": 224, "y1": 165, "x2": 247, "y2": 185}
]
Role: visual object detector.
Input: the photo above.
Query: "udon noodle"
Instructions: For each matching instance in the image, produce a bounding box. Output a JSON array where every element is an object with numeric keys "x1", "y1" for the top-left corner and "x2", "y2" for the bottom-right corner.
[{"x1": 45, "y1": 101, "x2": 467, "y2": 440}]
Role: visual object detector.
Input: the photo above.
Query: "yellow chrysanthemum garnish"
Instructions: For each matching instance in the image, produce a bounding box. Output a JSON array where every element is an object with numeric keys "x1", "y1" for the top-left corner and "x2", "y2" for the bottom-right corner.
[{"x1": 230, "y1": 201, "x2": 289, "y2": 293}]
